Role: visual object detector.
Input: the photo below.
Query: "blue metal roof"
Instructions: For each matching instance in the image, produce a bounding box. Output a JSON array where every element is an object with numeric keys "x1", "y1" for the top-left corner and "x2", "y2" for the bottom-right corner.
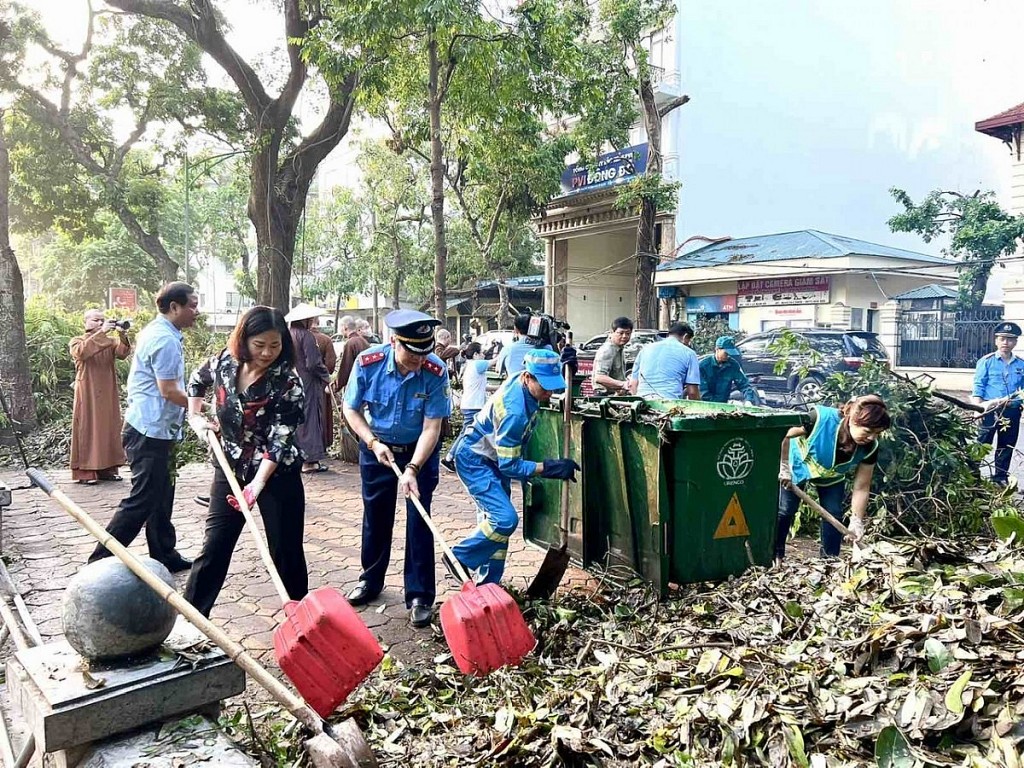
[
  {"x1": 893, "y1": 284, "x2": 959, "y2": 301},
  {"x1": 476, "y1": 274, "x2": 545, "y2": 289},
  {"x1": 658, "y1": 230, "x2": 955, "y2": 271}
]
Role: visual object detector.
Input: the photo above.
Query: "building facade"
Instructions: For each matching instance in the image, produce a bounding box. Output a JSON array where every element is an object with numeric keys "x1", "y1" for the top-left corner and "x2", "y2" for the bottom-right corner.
[{"x1": 655, "y1": 230, "x2": 958, "y2": 334}]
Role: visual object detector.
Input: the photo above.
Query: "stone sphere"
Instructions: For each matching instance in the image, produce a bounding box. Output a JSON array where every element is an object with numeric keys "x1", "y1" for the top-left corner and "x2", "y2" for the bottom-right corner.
[{"x1": 62, "y1": 557, "x2": 177, "y2": 662}]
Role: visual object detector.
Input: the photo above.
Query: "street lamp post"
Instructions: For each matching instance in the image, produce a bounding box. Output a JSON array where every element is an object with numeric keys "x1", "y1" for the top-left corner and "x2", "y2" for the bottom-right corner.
[{"x1": 182, "y1": 148, "x2": 247, "y2": 286}]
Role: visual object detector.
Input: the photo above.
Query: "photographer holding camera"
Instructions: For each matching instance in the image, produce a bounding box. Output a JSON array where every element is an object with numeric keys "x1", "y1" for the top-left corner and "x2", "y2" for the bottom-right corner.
[
  {"x1": 70, "y1": 309, "x2": 133, "y2": 484},
  {"x1": 496, "y1": 312, "x2": 570, "y2": 378}
]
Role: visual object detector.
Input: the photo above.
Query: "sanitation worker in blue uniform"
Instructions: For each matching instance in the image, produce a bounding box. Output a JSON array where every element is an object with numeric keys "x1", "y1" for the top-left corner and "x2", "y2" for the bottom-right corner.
[
  {"x1": 777, "y1": 395, "x2": 891, "y2": 561},
  {"x1": 449, "y1": 349, "x2": 580, "y2": 584},
  {"x1": 342, "y1": 310, "x2": 451, "y2": 628},
  {"x1": 699, "y1": 335, "x2": 761, "y2": 404},
  {"x1": 972, "y1": 321, "x2": 1024, "y2": 487}
]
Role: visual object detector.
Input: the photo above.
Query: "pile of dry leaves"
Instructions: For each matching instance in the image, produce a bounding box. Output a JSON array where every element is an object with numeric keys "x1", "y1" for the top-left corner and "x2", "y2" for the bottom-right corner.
[{"x1": 338, "y1": 536, "x2": 1024, "y2": 767}]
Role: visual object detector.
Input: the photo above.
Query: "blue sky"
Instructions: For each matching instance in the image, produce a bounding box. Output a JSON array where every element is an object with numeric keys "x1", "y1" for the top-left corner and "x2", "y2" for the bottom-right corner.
[{"x1": 676, "y1": 1, "x2": 1024, "y2": 256}]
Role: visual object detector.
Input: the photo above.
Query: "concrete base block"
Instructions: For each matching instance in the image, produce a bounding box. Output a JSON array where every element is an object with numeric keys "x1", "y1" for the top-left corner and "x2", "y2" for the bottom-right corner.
[
  {"x1": 7, "y1": 618, "x2": 245, "y2": 756},
  {"x1": 76, "y1": 714, "x2": 257, "y2": 767}
]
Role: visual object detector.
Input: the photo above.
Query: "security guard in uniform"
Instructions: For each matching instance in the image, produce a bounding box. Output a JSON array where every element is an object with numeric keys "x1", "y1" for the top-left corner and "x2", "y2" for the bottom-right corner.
[
  {"x1": 342, "y1": 310, "x2": 451, "y2": 627},
  {"x1": 449, "y1": 349, "x2": 580, "y2": 584},
  {"x1": 972, "y1": 321, "x2": 1024, "y2": 487}
]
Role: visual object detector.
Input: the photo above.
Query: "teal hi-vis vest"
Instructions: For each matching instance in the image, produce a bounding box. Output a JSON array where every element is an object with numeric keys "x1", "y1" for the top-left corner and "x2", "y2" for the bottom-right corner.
[{"x1": 789, "y1": 405, "x2": 875, "y2": 486}]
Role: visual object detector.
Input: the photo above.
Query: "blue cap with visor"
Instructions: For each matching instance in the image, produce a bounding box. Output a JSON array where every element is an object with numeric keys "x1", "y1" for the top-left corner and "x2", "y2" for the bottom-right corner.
[{"x1": 523, "y1": 349, "x2": 567, "y2": 391}]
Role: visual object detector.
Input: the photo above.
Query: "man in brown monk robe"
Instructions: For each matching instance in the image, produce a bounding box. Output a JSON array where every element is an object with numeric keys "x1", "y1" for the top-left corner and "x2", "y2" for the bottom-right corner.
[
  {"x1": 334, "y1": 315, "x2": 370, "y2": 391},
  {"x1": 70, "y1": 309, "x2": 132, "y2": 484},
  {"x1": 333, "y1": 316, "x2": 370, "y2": 464},
  {"x1": 312, "y1": 320, "x2": 339, "y2": 450}
]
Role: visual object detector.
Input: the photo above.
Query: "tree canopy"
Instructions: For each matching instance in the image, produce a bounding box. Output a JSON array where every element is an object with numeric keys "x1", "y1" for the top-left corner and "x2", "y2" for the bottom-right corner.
[{"x1": 888, "y1": 188, "x2": 1024, "y2": 310}]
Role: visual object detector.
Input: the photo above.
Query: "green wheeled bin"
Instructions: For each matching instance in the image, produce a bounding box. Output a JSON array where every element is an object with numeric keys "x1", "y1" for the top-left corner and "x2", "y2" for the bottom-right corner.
[{"x1": 523, "y1": 397, "x2": 802, "y2": 595}]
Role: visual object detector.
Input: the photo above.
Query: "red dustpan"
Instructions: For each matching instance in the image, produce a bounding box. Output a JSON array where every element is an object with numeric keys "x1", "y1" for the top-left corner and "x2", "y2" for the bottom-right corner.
[
  {"x1": 390, "y1": 463, "x2": 535, "y2": 675},
  {"x1": 210, "y1": 436, "x2": 383, "y2": 716}
]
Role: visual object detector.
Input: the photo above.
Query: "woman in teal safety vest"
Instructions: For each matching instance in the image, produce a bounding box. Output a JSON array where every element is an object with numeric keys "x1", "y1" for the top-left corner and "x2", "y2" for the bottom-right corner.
[{"x1": 776, "y1": 395, "x2": 891, "y2": 561}]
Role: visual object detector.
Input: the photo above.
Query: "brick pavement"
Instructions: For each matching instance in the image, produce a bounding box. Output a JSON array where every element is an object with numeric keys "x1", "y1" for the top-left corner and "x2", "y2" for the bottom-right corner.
[{"x1": 0, "y1": 459, "x2": 589, "y2": 671}]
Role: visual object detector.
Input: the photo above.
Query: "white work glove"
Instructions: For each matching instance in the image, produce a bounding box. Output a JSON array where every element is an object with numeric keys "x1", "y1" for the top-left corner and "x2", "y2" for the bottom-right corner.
[
  {"x1": 188, "y1": 413, "x2": 218, "y2": 439},
  {"x1": 778, "y1": 461, "x2": 792, "y2": 485},
  {"x1": 847, "y1": 515, "x2": 866, "y2": 542}
]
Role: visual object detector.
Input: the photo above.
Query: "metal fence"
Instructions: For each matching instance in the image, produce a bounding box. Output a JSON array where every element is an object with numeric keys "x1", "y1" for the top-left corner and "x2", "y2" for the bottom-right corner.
[{"x1": 898, "y1": 307, "x2": 1003, "y2": 368}]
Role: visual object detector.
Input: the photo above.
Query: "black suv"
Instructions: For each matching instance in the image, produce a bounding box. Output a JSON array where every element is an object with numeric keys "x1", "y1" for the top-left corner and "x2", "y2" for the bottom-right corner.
[{"x1": 736, "y1": 329, "x2": 889, "y2": 401}]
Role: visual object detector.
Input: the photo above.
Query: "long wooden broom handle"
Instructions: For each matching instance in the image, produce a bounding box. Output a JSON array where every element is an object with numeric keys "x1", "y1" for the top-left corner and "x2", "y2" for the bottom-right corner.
[
  {"x1": 558, "y1": 365, "x2": 572, "y2": 546},
  {"x1": 206, "y1": 434, "x2": 291, "y2": 606},
  {"x1": 24, "y1": 469, "x2": 322, "y2": 735},
  {"x1": 388, "y1": 462, "x2": 471, "y2": 583},
  {"x1": 788, "y1": 482, "x2": 852, "y2": 537}
]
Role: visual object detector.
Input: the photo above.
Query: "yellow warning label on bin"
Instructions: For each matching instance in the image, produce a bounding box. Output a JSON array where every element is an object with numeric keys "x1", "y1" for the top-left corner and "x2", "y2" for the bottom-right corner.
[{"x1": 713, "y1": 493, "x2": 750, "y2": 539}]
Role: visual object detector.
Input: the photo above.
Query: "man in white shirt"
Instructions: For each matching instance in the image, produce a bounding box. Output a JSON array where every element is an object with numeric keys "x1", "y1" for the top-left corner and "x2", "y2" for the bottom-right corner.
[{"x1": 442, "y1": 341, "x2": 489, "y2": 471}]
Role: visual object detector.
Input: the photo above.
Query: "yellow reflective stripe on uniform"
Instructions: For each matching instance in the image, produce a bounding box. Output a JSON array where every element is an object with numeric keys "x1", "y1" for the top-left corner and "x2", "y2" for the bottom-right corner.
[
  {"x1": 490, "y1": 548, "x2": 507, "y2": 560},
  {"x1": 479, "y1": 518, "x2": 510, "y2": 544},
  {"x1": 496, "y1": 445, "x2": 521, "y2": 458},
  {"x1": 492, "y1": 395, "x2": 507, "y2": 423}
]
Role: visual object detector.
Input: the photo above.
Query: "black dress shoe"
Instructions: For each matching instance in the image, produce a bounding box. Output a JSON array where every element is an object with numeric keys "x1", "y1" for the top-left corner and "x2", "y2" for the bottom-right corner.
[
  {"x1": 159, "y1": 554, "x2": 193, "y2": 573},
  {"x1": 194, "y1": 495, "x2": 210, "y2": 507},
  {"x1": 347, "y1": 583, "x2": 379, "y2": 607},
  {"x1": 409, "y1": 598, "x2": 433, "y2": 628}
]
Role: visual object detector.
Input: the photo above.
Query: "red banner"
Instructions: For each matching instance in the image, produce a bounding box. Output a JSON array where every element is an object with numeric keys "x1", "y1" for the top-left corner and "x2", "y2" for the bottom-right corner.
[
  {"x1": 738, "y1": 276, "x2": 830, "y2": 295},
  {"x1": 737, "y1": 276, "x2": 830, "y2": 307}
]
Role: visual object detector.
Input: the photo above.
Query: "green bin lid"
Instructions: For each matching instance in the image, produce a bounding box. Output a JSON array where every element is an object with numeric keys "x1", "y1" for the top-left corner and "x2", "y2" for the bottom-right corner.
[{"x1": 574, "y1": 396, "x2": 803, "y2": 431}]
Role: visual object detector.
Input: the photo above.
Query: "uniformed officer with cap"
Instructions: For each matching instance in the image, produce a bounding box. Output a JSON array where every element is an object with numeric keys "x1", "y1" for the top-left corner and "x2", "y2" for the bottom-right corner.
[
  {"x1": 449, "y1": 348, "x2": 580, "y2": 585},
  {"x1": 972, "y1": 320, "x2": 1024, "y2": 487},
  {"x1": 342, "y1": 309, "x2": 452, "y2": 627}
]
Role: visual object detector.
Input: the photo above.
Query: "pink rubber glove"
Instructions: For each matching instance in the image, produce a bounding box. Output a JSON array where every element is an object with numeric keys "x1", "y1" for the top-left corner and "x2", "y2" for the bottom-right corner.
[{"x1": 227, "y1": 480, "x2": 263, "y2": 511}]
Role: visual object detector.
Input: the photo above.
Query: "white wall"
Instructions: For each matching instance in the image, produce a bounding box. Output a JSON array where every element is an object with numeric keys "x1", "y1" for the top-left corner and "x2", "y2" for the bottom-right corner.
[{"x1": 563, "y1": 230, "x2": 637, "y2": 340}]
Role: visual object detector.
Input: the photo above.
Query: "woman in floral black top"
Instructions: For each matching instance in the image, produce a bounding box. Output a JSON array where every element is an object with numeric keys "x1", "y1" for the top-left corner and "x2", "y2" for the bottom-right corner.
[{"x1": 184, "y1": 306, "x2": 308, "y2": 617}]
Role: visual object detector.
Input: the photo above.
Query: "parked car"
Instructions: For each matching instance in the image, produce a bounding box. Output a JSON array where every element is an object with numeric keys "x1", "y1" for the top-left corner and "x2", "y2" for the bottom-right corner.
[
  {"x1": 575, "y1": 329, "x2": 669, "y2": 395},
  {"x1": 735, "y1": 328, "x2": 889, "y2": 401}
]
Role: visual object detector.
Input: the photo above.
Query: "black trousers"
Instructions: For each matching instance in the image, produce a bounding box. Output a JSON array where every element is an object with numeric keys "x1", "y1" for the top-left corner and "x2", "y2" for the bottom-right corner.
[
  {"x1": 89, "y1": 424, "x2": 179, "y2": 563},
  {"x1": 358, "y1": 443, "x2": 439, "y2": 607},
  {"x1": 977, "y1": 407, "x2": 1022, "y2": 483},
  {"x1": 184, "y1": 468, "x2": 308, "y2": 617}
]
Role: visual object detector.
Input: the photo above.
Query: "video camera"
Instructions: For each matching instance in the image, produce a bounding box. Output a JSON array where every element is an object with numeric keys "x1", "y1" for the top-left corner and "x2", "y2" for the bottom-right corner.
[
  {"x1": 110, "y1": 319, "x2": 131, "y2": 331},
  {"x1": 525, "y1": 311, "x2": 570, "y2": 350}
]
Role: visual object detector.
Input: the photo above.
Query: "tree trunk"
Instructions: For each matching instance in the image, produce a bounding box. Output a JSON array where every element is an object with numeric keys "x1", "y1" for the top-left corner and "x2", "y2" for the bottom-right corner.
[
  {"x1": 634, "y1": 76, "x2": 661, "y2": 329},
  {"x1": 391, "y1": 233, "x2": 402, "y2": 310},
  {"x1": 495, "y1": 278, "x2": 513, "y2": 329},
  {"x1": 0, "y1": 112, "x2": 37, "y2": 432},
  {"x1": 249, "y1": 145, "x2": 300, "y2": 313},
  {"x1": 427, "y1": 32, "x2": 449, "y2": 322},
  {"x1": 372, "y1": 280, "x2": 379, "y2": 334}
]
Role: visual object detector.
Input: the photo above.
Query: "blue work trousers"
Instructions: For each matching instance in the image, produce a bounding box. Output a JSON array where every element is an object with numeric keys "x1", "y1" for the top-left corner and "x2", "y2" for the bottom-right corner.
[
  {"x1": 977, "y1": 407, "x2": 1021, "y2": 484},
  {"x1": 451, "y1": 452, "x2": 516, "y2": 584},
  {"x1": 776, "y1": 480, "x2": 846, "y2": 560},
  {"x1": 357, "y1": 443, "x2": 439, "y2": 607}
]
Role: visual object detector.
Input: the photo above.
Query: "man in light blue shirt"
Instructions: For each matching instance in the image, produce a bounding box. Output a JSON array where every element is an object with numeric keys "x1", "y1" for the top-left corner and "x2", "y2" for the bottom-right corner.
[
  {"x1": 89, "y1": 282, "x2": 200, "y2": 571},
  {"x1": 496, "y1": 315, "x2": 532, "y2": 378},
  {"x1": 973, "y1": 321, "x2": 1024, "y2": 486},
  {"x1": 629, "y1": 323, "x2": 701, "y2": 400}
]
